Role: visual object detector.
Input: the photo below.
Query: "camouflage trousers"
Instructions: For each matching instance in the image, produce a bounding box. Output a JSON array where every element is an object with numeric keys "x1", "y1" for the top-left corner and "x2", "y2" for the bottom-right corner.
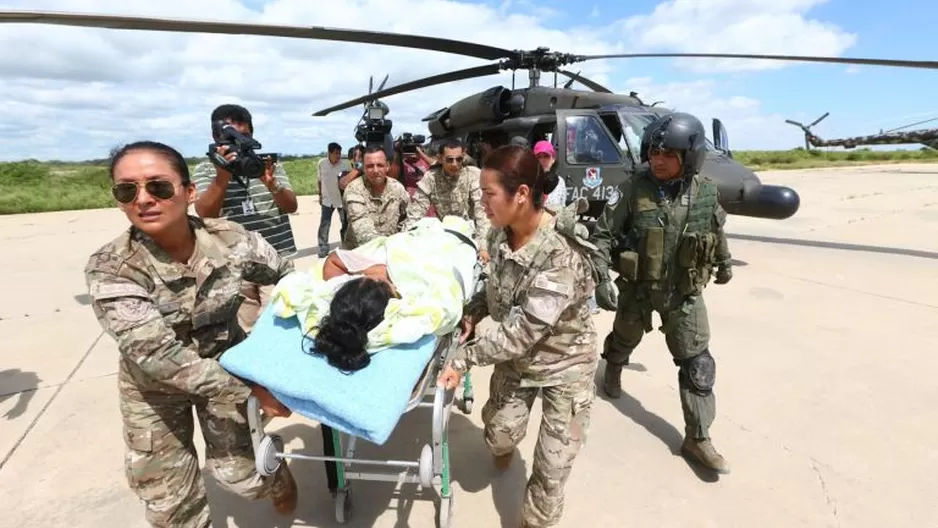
[
  {"x1": 118, "y1": 362, "x2": 287, "y2": 527},
  {"x1": 603, "y1": 281, "x2": 716, "y2": 439},
  {"x1": 481, "y1": 365, "x2": 594, "y2": 528}
]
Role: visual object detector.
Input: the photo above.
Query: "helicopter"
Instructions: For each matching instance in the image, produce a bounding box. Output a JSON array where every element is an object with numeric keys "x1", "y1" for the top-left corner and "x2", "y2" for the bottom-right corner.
[
  {"x1": 786, "y1": 112, "x2": 938, "y2": 151},
  {"x1": 5, "y1": 10, "x2": 938, "y2": 222}
]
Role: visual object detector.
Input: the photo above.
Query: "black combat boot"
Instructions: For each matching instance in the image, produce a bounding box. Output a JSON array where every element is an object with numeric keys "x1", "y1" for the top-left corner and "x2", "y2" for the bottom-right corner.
[{"x1": 602, "y1": 360, "x2": 622, "y2": 399}]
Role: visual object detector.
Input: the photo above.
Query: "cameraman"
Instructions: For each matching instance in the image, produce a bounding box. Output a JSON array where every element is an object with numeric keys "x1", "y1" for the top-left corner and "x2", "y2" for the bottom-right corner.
[{"x1": 192, "y1": 104, "x2": 299, "y2": 330}]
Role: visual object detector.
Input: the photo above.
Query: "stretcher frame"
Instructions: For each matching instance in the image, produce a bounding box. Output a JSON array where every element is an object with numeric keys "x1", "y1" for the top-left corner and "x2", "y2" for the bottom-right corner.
[{"x1": 246, "y1": 260, "x2": 484, "y2": 527}]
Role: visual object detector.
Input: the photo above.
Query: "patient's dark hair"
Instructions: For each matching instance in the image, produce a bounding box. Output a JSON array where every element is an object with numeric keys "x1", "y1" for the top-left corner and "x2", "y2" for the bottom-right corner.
[{"x1": 314, "y1": 278, "x2": 393, "y2": 372}]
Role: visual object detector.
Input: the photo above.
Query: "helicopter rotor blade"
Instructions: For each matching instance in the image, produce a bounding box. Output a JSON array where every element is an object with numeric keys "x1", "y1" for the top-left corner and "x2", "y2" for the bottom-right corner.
[
  {"x1": 557, "y1": 69, "x2": 612, "y2": 93},
  {"x1": 376, "y1": 74, "x2": 389, "y2": 92},
  {"x1": 0, "y1": 10, "x2": 514, "y2": 61},
  {"x1": 577, "y1": 52, "x2": 938, "y2": 70},
  {"x1": 312, "y1": 63, "x2": 502, "y2": 116}
]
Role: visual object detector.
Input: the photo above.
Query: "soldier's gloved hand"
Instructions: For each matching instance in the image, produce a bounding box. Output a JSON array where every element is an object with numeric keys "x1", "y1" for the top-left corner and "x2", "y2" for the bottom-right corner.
[
  {"x1": 594, "y1": 279, "x2": 618, "y2": 311},
  {"x1": 714, "y1": 264, "x2": 732, "y2": 284}
]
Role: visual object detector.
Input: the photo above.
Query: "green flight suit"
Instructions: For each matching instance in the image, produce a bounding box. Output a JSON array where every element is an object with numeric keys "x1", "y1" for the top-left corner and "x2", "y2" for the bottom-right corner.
[{"x1": 591, "y1": 166, "x2": 731, "y2": 440}]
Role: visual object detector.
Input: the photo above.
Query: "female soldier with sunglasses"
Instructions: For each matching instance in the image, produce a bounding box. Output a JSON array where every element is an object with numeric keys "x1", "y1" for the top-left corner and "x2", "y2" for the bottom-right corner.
[{"x1": 84, "y1": 141, "x2": 298, "y2": 528}]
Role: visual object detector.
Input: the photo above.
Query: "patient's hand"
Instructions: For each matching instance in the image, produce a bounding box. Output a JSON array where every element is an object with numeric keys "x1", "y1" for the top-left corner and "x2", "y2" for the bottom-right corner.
[
  {"x1": 479, "y1": 249, "x2": 490, "y2": 264},
  {"x1": 438, "y1": 367, "x2": 462, "y2": 390},
  {"x1": 251, "y1": 385, "x2": 292, "y2": 418},
  {"x1": 458, "y1": 315, "x2": 475, "y2": 344}
]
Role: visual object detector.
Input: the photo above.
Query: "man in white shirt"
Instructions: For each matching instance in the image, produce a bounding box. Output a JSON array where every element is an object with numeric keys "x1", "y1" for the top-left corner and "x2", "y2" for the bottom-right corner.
[{"x1": 317, "y1": 142, "x2": 349, "y2": 258}]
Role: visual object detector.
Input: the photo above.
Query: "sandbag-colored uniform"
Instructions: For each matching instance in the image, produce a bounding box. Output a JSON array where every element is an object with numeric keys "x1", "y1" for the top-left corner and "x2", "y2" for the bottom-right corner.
[
  {"x1": 592, "y1": 165, "x2": 731, "y2": 440},
  {"x1": 403, "y1": 164, "x2": 490, "y2": 248},
  {"x1": 84, "y1": 216, "x2": 295, "y2": 528},
  {"x1": 449, "y1": 200, "x2": 599, "y2": 528},
  {"x1": 342, "y1": 176, "x2": 410, "y2": 249}
]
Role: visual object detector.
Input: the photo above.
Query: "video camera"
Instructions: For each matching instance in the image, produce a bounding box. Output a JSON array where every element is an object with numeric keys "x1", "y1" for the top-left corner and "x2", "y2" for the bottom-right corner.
[
  {"x1": 355, "y1": 104, "x2": 393, "y2": 147},
  {"x1": 207, "y1": 120, "x2": 278, "y2": 179},
  {"x1": 397, "y1": 132, "x2": 426, "y2": 155}
]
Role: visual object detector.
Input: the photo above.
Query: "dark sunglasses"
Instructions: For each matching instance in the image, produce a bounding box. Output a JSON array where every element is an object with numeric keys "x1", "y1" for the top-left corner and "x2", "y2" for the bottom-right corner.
[{"x1": 112, "y1": 180, "x2": 177, "y2": 204}]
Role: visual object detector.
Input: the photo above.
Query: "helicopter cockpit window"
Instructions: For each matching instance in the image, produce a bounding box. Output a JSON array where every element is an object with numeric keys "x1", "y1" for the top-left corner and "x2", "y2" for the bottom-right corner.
[
  {"x1": 617, "y1": 112, "x2": 658, "y2": 161},
  {"x1": 564, "y1": 115, "x2": 621, "y2": 165}
]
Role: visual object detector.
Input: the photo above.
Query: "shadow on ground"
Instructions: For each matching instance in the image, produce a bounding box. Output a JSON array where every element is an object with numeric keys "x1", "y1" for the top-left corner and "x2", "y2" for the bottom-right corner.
[
  {"x1": 0, "y1": 369, "x2": 41, "y2": 420},
  {"x1": 594, "y1": 361, "x2": 721, "y2": 484},
  {"x1": 205, "y1": 401, "x2": 525, "y2": 527},
  {"x1": 727, "y1": 233, "x2": 938, "y2": 260}
]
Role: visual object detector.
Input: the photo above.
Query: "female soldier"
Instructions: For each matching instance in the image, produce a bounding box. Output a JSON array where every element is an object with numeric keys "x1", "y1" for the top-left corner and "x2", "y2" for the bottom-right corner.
[
  {"x1": 438, "y1": 145, "x2": 599, "y2": 528},
  {"x1": 84, "y1": 141, "x2": 298, "y2": 527}
]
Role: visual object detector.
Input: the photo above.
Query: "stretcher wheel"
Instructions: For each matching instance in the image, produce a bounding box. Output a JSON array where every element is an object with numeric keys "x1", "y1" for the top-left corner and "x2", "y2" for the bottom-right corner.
[
  {"x1": 419, "y1": 444, "x2": 434, "y2": 488},
  {"x1": 438, "y1": 492, "x2": 454, "y2": 528},
  {"x1": 457, "y1": 396, "x2": 473, "y2": 415},
  {"x1": 255, "y1": 434, "x2": 283, "y2": 477},
  {"x1": 334, "y1": 489, "x2": 352, "y2": 524}
]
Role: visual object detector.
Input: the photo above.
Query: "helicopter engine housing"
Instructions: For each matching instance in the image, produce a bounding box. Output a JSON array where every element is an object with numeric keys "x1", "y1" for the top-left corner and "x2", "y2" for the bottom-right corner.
[{"x1": 427, "y1": 86, "x2": 512, "y2": 137}]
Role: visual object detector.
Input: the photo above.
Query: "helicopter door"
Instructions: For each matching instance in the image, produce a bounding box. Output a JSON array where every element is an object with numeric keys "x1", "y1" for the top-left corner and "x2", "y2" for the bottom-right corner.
[
  {"x1": 555, "y1": 109, "x2": 629, "y2": 216},
  {"x1": 712, "y1": 118, "x2": 732, "y2": 158}
]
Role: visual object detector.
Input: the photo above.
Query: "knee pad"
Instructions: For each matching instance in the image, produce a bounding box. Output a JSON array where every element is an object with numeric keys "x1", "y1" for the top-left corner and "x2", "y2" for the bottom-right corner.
[{"x1": 679, "y1": 349, "x2": 715, "y2": 395}]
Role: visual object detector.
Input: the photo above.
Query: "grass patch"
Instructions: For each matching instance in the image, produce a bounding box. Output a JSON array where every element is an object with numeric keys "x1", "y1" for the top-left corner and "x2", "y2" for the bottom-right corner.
[
  {"x1": 0, "y1": 157, "x2": 322, "y2": 215},
  {"x1": 2, "y1": 148, "x2": 937, "y2": 214},
  {"x1": 734, "y1": 146, "x2": 938, "y2": 170}
]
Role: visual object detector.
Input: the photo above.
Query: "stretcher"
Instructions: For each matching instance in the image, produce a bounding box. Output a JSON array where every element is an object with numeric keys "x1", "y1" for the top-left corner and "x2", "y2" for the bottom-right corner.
[
  {"x1": 219, "y1": 262, "x2": 486, "y2": 527},
  {"x1": 247, "y1": 331, "x2": 473, "y2": 526}
]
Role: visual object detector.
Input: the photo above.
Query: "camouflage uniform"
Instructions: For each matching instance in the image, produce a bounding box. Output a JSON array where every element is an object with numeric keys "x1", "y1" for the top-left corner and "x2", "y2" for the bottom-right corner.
[
  {"x1": 342, "y1": 176, "x2": 410, "y2": 250},
  {"x1": 404, "y1": 164, "x2": 490, "y2": 248},
  {"x1": 85, "y1": 216, "x2": 296, "y2": 528},
  {"x1": 450, "y1": 201, "x2": 599, "y2": 528},
  {"x1": 591, "y1": 165, "x2": 732, "y2": 467}
]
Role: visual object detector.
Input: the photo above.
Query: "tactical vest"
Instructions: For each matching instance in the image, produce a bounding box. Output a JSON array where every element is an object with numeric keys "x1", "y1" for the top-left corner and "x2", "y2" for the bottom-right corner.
[{"x1": 616, "y1": 173, "x2": 720, "y2": 295}]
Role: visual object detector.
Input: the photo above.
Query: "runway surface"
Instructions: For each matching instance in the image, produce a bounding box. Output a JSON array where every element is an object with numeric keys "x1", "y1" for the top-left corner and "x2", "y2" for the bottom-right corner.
[{"x1": 1, "y1": 163, "x2": 936, "y2": 528}]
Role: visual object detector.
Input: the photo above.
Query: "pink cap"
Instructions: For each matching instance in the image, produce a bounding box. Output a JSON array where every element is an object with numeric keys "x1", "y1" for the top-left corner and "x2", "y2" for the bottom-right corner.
[{"x1": 533, "y1": 140, "x2": 555, "y2": 157}]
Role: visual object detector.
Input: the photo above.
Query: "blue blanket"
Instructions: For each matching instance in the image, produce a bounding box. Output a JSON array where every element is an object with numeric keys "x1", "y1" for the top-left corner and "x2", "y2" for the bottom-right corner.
[{"x1": 219, "y1": 303, "x2": 439, "y2": 445}]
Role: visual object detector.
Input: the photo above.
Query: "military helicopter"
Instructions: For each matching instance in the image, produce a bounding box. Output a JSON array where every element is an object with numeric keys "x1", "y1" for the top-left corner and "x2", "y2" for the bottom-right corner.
[
  {"x1": 786, "y1": 112, "x2": 938, "y2": 150},
  {"x1": 5, "y1": 10, "x2": 938, "y2": 222}
]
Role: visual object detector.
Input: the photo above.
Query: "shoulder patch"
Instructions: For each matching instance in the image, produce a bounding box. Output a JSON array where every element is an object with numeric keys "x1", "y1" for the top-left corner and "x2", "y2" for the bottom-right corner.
[
  {"x1": 532, "y1": 273, "x2": 572, "y2": 296},
  {"x1": 89, "y1": 281, "x2": 150, "y2": 301},
  {"x1": 114, "y1": 297, "x2": 158, "y2": 324},
  {"x1": 524, "y1": 274, "x2": 572, "y2": 325}
]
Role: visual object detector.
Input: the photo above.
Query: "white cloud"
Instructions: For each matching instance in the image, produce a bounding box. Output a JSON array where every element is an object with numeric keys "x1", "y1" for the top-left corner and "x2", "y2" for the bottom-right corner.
[
  {"x1": 0, "y1": 0, "x2": 856, "y2": 160},
  {"x1": 617, "y1": 0, "x2": 858, "y2": 72},
  {"x1": 620, "y1": 76, "x2": 805, "y2": 150}
]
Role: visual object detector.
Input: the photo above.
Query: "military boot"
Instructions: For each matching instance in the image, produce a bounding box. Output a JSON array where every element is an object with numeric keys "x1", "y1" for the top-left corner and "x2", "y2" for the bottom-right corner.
[
  {"x1": 681, "y1": 436, "x2": 730, "y2": 474},
  {"x1": 602, "y1": 361, "x2": 623, "y2": 399}
]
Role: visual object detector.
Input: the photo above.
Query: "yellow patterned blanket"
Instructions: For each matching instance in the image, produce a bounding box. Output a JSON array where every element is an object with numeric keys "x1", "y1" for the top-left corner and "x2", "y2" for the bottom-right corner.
[{"x1": 267, "y1": 216, "x2": 479, "y2": 353}]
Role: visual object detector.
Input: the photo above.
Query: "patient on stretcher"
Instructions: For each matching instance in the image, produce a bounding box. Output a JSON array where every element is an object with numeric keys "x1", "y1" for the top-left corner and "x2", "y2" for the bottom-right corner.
[{"x1": 267, "y1": 216, "x2": 479, "y2": 372}]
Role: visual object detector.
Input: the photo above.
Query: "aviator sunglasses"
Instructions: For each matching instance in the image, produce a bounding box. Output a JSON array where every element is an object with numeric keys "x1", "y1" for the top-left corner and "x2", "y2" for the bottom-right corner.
[{"x1": 111, "y1": 180, "x2": 177, "y2": 204}]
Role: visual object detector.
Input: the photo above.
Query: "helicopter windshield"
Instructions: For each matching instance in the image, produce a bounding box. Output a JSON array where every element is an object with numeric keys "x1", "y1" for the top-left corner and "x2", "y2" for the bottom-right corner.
[{"x1": 616, "y1": 110, "x2": 716, "y2": 162}]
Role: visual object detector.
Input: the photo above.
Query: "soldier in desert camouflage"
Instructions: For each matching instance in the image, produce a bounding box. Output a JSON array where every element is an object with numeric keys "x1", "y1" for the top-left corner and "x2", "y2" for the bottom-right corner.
[
  {"x1": 438, "y1": 145, "x2": 599, "y2": 528},
  {"x1": 84, "y1": 141, "x2": 297, "y2": 527},
  {"x1": 404, "y1": 138, "x2": 491, "y2": 258},
  {"x1": 342, "y1": 145, "x2": 410, "y2": 250}
]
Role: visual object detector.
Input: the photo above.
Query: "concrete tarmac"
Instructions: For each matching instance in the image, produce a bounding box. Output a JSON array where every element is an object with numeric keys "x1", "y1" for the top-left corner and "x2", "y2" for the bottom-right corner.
[{"x1": 1, "y1": 163, "x2": 936, "y2": 528}]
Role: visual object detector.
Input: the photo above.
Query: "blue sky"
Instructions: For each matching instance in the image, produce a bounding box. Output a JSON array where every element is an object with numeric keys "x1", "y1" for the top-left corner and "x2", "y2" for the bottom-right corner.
[{"x1": 0, "y1": 0, "x2": 934, "y2": 160}]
